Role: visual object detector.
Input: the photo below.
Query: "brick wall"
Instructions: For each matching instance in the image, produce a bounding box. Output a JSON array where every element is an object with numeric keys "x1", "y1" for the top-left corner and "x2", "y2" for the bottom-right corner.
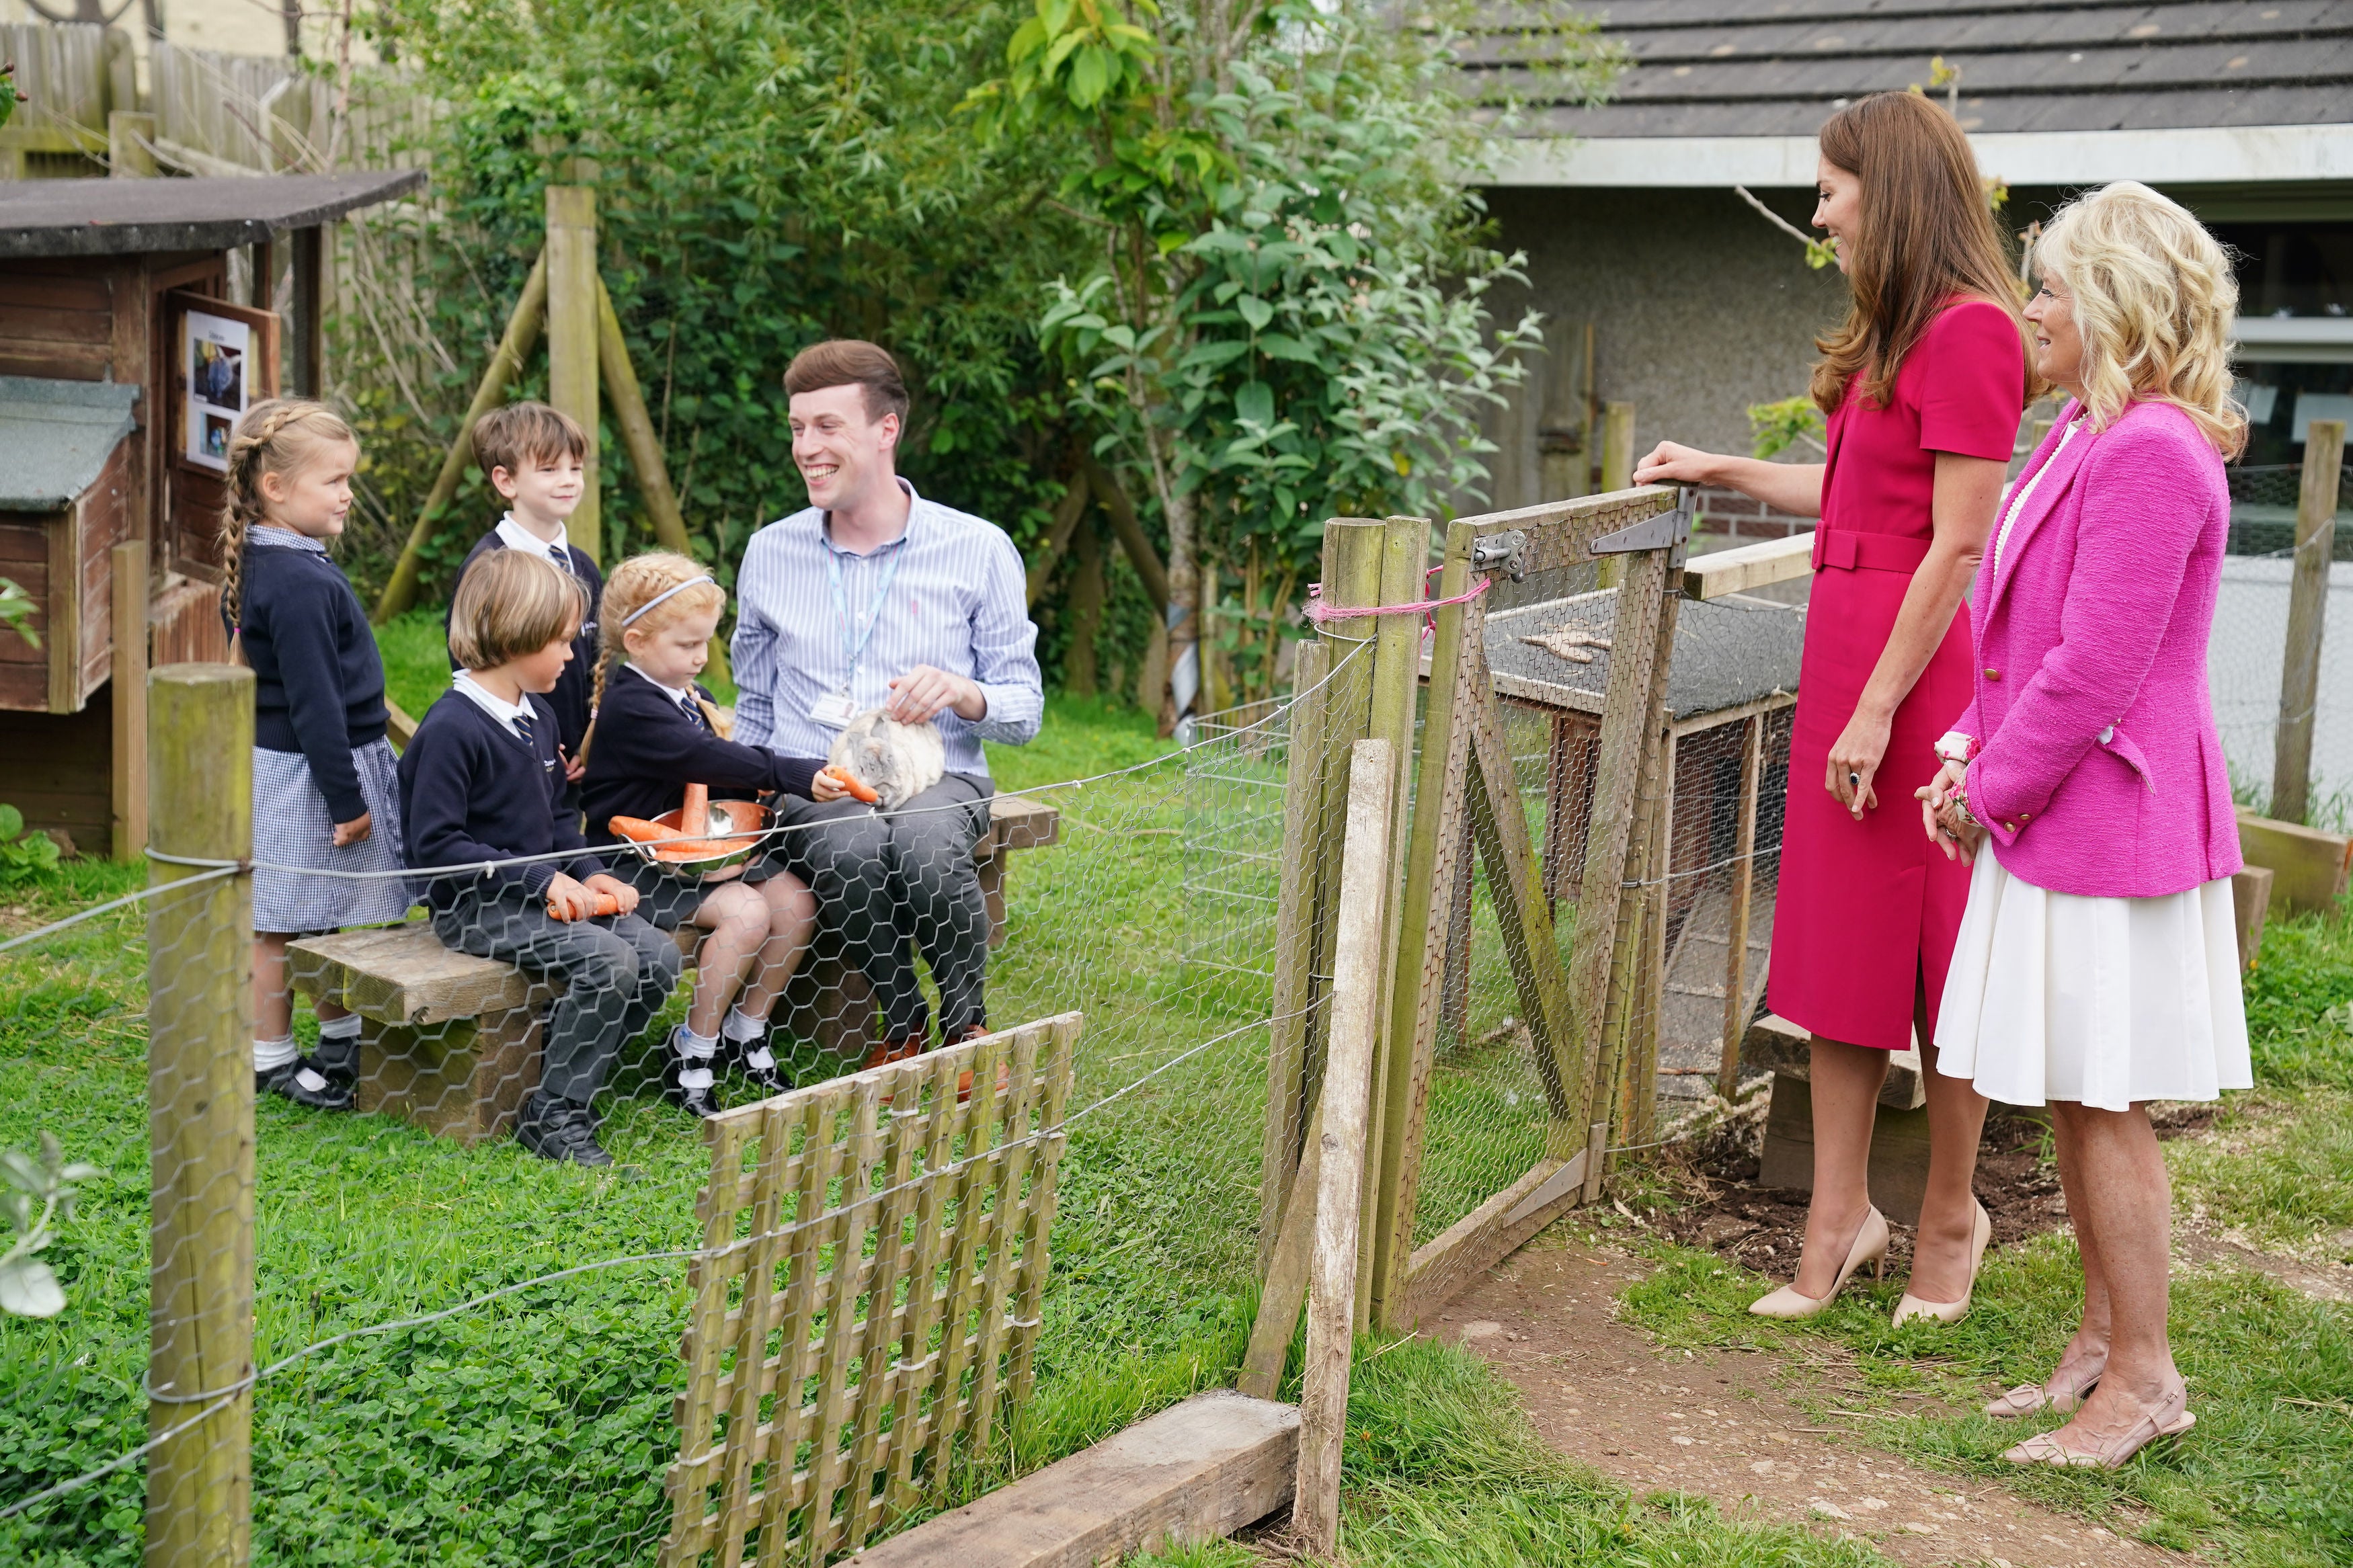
[{"x1": 1691, "y1": 485, "x2": 1813, "y2": 543}]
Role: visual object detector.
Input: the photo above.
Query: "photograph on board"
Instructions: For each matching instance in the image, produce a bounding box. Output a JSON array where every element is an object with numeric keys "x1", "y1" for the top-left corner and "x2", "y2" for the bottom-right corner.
[{"x1": 183, "y1": 309, "x2": 251, "y2": 472}]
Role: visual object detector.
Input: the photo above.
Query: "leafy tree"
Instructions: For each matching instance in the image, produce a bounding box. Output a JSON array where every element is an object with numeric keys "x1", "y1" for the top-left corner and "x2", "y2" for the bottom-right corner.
[
  {"x1": 968, "y1": 0, "x2": 1618, "y2": 718},
  {"x1": 360, "y1": 0, "x2": 1101, "y2": 606}
]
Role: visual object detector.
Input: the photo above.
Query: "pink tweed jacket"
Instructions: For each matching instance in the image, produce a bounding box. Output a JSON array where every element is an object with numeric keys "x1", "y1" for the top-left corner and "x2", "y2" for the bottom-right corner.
[{"x1": 1952, "y1": 398, "x2": 2242, "y2": 898}]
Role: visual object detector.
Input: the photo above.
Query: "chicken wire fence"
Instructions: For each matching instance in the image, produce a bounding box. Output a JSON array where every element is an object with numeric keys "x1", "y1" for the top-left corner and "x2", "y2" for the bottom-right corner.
[
  {"x1": 2210, "y1": 460, "x2": 2353, "y2": 826},
  {"x1": 0, "y1": 672, "x2": 1341, "y2": 1567}
]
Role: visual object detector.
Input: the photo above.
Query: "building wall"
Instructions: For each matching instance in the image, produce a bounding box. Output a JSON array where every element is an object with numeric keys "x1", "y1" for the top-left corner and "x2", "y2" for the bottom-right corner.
[{"x1": 1472, "y1": 187, "x2": 1849, "y2": 513}]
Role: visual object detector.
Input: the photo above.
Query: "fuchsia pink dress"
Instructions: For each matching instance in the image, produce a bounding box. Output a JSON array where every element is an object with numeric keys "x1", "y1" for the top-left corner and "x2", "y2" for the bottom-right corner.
[{"x1": 1765, "y1": 299, "x2": 2024, "y2": 1052}]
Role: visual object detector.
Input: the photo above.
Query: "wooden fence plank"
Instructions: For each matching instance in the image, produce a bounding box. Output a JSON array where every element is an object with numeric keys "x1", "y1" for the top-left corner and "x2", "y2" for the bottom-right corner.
[
  {"x1": 1259, "y1": 639, "x2": 1328, "y2": 1270},
  {"x1": 2274, "y1": 418, "x2": 2344, "y2": 824},
  {"x1": 1293, "y1": 739, "x2": 1395, "y2": 1557},
  {"x1": 1717, "y1": 714, "x2": 1765, "y2": 1096}
]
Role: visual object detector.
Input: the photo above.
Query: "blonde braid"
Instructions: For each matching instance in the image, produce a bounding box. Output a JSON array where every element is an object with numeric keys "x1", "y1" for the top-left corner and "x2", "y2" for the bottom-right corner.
[{"x1": 219, "y1": 398, "x2": 358, "y2": 629}]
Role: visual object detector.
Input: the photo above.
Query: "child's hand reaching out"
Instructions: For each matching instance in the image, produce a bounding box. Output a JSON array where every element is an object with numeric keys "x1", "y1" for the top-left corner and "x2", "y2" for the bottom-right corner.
[{"x1": 332, "y1": 811, "x2": 372, "y2": 848}]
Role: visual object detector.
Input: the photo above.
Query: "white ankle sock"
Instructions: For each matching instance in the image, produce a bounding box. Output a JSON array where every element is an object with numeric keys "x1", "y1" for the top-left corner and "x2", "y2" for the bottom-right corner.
[
  {"x1": 253, "y1": 1036, "x2": 299, "y2": 1073},
  {"x1": 316, "y1": 1014, "x2": 362, "y2": 1042},
  {"x1": 721, "y1": 1007, "x2": 768, "y2": 1043},
  {"x1": 674, "y1": 1025, "x2": 717, "y2": 1089}
]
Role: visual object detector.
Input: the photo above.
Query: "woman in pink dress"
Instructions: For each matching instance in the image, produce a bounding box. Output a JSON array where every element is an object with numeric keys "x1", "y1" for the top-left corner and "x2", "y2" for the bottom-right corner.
[{"x1": 1634, "y1": 92, "x2": 2032, "y2": 1323}]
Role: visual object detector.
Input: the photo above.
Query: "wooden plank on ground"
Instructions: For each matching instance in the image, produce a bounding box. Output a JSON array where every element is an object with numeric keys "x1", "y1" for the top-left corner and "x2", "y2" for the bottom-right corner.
[
  {"x1": 1400, "y1": 1151, "x2": 1589, "y2": 1326},
  {"x1": 841, "y1": 1391, "x2": 1299, "y2": 1568}
]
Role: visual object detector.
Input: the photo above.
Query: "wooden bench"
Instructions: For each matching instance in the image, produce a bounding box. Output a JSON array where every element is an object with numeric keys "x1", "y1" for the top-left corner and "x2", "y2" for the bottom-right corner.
[{"x1": 288, "y1": 794, "x2": 1061, "y2": 1144}]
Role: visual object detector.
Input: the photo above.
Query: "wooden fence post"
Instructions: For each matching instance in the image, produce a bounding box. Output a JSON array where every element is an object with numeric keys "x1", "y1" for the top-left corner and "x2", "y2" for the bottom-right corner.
[
  {"x1": 145, "y1": 664, "x2": 256, "y2": 1568},
  {"x1": 1260, "y1": 639, "x2": 1328, "y2": 1272},
  {"x1": 2274, "y1": 418, "x2": 2344, "y2": 825},
  {"x1": 1595, "y1": 402, "x2": 1636, "y2": 589},
  {"x1": 111, "y1": 541, "x2": 149, "y2": 862},
  {"x1": 546, "y1": 185, "x2": 601, "y2": 565},
  {"x1": 373, "y1": 253, "x2": 549, "y2": 623},
  {"x1": 1715, "y1": 712, "x2": 1765, "y2": 1097},
  {"x1": 1292, "y1": 739, "x2": 1395, "y2": 1559}
]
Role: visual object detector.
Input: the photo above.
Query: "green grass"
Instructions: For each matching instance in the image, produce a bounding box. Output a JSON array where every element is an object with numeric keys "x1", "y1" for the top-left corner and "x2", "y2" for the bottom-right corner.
[
  {"x1": 1610, "y1": 899, "x2": 2353, "y2": 1568},
  {"x1": 1134, "y1": 1337, "x2": 1886, "y2": 1567}
]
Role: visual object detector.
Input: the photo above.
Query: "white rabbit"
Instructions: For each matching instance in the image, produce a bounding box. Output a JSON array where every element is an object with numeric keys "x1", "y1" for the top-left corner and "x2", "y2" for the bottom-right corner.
[{"x1": 826, "y1": 708, "x2": 946, "y2": 810}]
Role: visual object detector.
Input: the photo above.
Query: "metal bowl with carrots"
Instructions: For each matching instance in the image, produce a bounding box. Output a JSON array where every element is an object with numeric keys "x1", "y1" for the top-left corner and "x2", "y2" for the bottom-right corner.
[{"x1": 607, "y1": 784, "x2": 774, "y2": 881}]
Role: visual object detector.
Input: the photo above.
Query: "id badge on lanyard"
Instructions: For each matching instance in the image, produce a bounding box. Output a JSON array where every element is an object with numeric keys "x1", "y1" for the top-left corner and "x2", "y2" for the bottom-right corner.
[{"x1": 812, "y1": 540, "x2": 904, "y2": 729}]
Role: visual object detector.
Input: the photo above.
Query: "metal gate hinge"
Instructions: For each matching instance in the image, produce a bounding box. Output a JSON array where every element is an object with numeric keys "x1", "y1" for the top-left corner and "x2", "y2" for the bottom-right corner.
[
  {"x1": 1471, "y1": 530, "x2": 1528, "y2": 581},
  {"x1": 1590, "y1": 489, "x2": 1696, "y2": 571}
]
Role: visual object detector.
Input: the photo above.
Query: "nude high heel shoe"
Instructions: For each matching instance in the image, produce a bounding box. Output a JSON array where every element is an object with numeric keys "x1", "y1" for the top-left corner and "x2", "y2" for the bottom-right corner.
[
  {"x1": 1892, "y1": 1199, "x2": 1992, "y2": 1327},
  {"x1": 1750, "y1": 1206, "x2": 1889, "y2": 1319}
]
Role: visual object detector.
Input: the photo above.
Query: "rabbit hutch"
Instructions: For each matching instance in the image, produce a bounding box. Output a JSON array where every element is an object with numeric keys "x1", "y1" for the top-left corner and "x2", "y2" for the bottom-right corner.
[
  {"x1": 0, "y1": 170, "x2": 421, "y2": 858},
  {"x1": 1425, "y1": 533, "x2": 1817, "y2": 1126}
]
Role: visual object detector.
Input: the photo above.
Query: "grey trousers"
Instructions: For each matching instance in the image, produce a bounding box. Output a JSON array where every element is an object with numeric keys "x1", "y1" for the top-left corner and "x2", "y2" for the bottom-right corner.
[
  {"x1": 434, "y1": 883, "x2": 682, "y2": 1102},
  {"x1": 769, "y1": 772, "x2": 992, "y2": 1042}
]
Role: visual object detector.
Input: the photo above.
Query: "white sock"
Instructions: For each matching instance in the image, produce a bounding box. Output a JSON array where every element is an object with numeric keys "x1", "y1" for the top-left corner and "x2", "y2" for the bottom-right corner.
[
  {"x1": 721, "y1": 1007, "x2": 767, "y2": 1043},
  {"x1": 317, "y1": 1014, "x2": 362, "y2": 1042},
  {"x1": 253, "y1": 1035, "x2": 299, "y2": 1073},
  {"x1": 674, "y1": 1024, "x2": 718, "y2": 1092}
]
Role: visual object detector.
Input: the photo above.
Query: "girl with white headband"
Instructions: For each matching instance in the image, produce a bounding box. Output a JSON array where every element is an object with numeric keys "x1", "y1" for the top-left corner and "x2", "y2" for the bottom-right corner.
[{"x1": 581, "y1": 551, "x2": 850, "y2": 1117}]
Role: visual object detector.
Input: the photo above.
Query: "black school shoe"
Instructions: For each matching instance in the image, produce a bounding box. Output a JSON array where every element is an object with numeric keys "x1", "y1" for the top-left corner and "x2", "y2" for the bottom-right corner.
[
  {"x1": 258, "y1": 1057, "x2": 353, "y2": 1112},
  {"x1": 662, "y1": 1051, "x2": 725, "y2": 1120},
  {"x1": 717, "y1": 1033, "x2": 789, "y2": 1097},
  {"x1": 517, "y1": 1093, "x2": 613, "y2": 1167}
]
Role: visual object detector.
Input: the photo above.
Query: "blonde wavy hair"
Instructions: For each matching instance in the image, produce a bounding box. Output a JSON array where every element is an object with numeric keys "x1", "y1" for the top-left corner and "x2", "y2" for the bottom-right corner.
[
  {"x1": 585, "y1": 552, "x2": 730, "y2": 755},
  {"x1": 2034, "y1": 181, "x2": 2246, "y2": 456}
]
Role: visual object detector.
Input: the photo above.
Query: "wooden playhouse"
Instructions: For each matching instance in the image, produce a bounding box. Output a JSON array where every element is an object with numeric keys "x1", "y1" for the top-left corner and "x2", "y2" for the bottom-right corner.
[{"x1": 0, "y1": 170, "x2": 420, "y2": 856}]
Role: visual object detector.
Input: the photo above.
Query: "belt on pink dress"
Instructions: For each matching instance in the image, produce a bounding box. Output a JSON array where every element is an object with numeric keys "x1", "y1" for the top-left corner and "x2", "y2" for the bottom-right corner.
[{"x1": 1812, "y1": 529, "x2": 1933, "y2": 574}]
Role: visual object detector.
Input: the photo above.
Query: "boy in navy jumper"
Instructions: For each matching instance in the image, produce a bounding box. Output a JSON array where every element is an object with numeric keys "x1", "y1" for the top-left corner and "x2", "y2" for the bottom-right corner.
[
  {"x1": 446, "y1": 402, "x2": 603, "y2": 809},
  {"x1": 399, "y1": 549, "x2": 680, "y2": 1165}
]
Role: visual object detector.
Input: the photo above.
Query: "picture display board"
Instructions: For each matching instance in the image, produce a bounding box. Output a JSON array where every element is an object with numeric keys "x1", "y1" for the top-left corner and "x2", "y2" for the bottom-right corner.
[{"x1": 162, "y1": 291, "x2": 278, "y2": 581}]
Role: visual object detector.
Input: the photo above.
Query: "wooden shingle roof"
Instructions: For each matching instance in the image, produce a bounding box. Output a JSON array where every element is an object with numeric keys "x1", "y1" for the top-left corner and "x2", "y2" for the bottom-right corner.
[{"x1": 1478, "y1": 1, "x2": 2353, "y2": 139}]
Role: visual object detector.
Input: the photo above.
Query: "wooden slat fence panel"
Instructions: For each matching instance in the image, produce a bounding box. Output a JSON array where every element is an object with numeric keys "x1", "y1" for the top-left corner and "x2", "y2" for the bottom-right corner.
[
  {"x1": 660, "y1": 1014, "x2": 1080, "y2": 1568},
  {"x1": 0, "y1": 22, "x2": 112, "y2": 157}
]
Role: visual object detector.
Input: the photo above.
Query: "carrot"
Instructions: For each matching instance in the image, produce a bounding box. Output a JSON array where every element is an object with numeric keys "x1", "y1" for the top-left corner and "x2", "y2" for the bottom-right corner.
[
  {"x1": 545, "y1": 890, "x2": 626, "y2": 921},
  {"x1": 680, "y1": 782, "x2": 710, "y2": 837},
  {"x1": 821, "y1": 765, "x2": 881, "y2": 805},
  {"x1": 608, "y1": 815, "x2": 670, "y2": 843}
]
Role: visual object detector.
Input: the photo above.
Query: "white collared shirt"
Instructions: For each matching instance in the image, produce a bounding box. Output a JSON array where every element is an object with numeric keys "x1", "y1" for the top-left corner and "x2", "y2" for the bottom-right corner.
[
  {"x1": 495, "y1": 513, "x2": 573, "y2": 570},
  {"x1": 452, "y1": 669, "x2": 534, "y2": 739}
]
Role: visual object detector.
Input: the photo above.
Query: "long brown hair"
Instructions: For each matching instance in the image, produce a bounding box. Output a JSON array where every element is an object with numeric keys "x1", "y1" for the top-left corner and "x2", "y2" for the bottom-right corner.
[{"x1": 1809, "y1": 93, "x2": 2032, "y2": 414}]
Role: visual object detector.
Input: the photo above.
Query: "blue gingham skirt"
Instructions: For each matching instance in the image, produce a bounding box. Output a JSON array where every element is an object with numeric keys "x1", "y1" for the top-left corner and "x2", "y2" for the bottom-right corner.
[{"x1": 251, "y1": 739, "x2": 413, "y2": 934}]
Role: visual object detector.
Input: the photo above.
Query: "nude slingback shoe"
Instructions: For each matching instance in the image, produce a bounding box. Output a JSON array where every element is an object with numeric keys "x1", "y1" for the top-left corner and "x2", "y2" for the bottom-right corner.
[
  {"x1": 1985, "y1": 1357, "x2": 2103, "y2": 1419},
  {"x1": 2003, "y1": 1380, "x2": 2195, "y2": 1470},
  {"x1": 1893, "y1": 1199, "x2": 1992, "y2": 1327},
  {"x1": 1750, "y1": 1206, "x2": 1889, "y2": 1319}
]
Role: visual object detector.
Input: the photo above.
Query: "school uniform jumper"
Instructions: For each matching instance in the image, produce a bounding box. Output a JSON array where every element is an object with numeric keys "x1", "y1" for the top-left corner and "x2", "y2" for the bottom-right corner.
[
  {"x1": 397, "y1": 680, "x2": 680, "y2": 1104},
  {"x1": 1765, "y1": 299, "x2": 2024, "y2": 1053},
  {"x1": 580, "y1": 664, "x2": 824, "y2": 928},
  {"x1": 446, "y1": 518, "x2": 604, "y2": 802},
  {"x1": 237, "y1": 526, "x2": 409, "y2": 934}
]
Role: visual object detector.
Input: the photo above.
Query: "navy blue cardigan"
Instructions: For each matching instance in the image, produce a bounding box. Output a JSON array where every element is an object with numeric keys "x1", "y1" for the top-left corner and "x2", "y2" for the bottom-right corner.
[
  {"x1": 396, "y1": 688, "x2": 606, "y2": 908},
  {"x1": 580, "y1": 667, "x2": 822, "y2": 848},
  {"x1": 237, "y1": 539, "x2": 388, "y2": 823}
]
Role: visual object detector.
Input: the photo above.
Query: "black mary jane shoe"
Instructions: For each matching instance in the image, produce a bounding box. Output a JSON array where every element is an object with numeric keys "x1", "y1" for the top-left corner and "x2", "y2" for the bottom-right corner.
[
  {"x1": 258, "y1": 1057, "x2": 354, "y2": 1112},
  {"x1": 719, "y1": 1034, "x2": 790, "y2": 1097},
  {"x1": 517, "y1": 1094, "x2": 613, "y2": 1167},
  {"x1": 662, "y1": 1058, "x2": 725, "y2": 1120}
]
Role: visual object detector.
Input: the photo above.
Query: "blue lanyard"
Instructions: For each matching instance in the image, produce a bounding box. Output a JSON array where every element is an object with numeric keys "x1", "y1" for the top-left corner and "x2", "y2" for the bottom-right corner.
[{"x1": 825, "y1": 538, "x2": 905, "y2": 688}]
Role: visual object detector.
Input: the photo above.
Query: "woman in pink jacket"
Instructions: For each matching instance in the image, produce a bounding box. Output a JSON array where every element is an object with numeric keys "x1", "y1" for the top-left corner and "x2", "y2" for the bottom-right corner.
[{"x1": 1923, "y1": 181, "x2": 2250, "y2": 1470}]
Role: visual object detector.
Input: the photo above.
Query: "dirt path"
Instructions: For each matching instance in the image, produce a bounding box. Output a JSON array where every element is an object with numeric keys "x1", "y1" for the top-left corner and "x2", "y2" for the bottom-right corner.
[{"x1": 1439, "y1": 1237, "x2": 2184, "y2": 1568}]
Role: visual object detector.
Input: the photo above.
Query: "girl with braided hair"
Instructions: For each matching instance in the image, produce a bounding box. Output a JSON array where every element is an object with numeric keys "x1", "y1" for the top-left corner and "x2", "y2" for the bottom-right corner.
[
  {"x1": 223, "y1": 399, "x2": 410, "y2": 1112},
  {"x1": 580, "y1": 552, "x2": 840, "y2": 1115}
]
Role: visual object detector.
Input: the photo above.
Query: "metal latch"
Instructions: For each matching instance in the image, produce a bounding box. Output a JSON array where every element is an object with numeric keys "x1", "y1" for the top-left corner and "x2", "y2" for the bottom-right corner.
[
  {"x1": 1471, "y1": 530, "x2": 1528, "y2": 582},
  {"x1": 1590, "y1": 489, "x2": 1696, "y2": 569}
]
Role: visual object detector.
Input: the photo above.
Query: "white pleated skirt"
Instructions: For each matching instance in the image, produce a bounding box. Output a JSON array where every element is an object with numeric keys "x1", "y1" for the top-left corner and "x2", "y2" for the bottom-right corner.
[{"x1": 1934, "y1": 849, "x2": 2251, "y2": 1112}]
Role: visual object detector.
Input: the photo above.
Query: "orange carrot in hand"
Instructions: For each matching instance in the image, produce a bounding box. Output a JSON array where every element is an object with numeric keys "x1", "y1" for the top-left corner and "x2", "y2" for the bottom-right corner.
[
  {"x1": 546, "y1": 890, "x2": 625, "y2": 921},
  {"x1": 821, "y1": 766, "x2": 881, "y2": 805}
]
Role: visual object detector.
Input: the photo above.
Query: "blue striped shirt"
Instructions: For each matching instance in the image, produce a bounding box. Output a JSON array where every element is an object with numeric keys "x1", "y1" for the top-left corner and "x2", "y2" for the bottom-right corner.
[{"x1": 731, "y1": 480, "x2": 1043, "y2": 776}]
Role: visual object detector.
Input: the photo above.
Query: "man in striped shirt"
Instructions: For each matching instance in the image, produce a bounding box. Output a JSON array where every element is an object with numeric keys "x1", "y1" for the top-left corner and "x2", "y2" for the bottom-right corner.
[{"x1": 733, "y1": 340, "x2": 1043, "y2": 1067}]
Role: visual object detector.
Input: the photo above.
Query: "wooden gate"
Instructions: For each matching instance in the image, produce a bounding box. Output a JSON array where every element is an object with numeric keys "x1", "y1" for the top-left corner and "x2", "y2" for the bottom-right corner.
[
  {"x1": 1245, "y1": 486, "x2": 1690, "y2": 1361},
  {"x1": 660, "y1": 1014, "x2": 1080, "y2": 1566}
]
